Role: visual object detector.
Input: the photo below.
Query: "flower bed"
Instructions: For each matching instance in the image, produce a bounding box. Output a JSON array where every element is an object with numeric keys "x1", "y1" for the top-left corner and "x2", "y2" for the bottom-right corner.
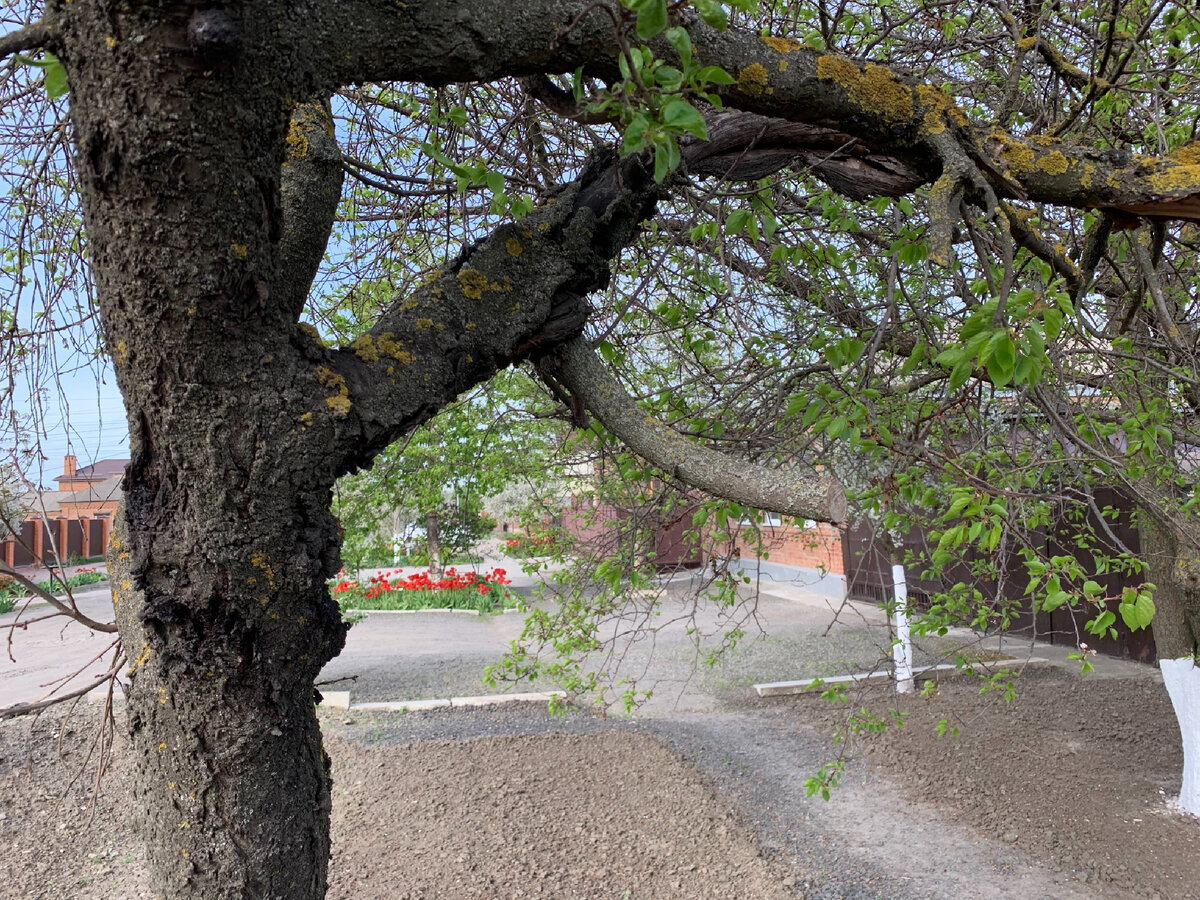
[
  {"x1": 0, "y1": 567, "x2": 109, "y2": 614},
  {"x1": 501, "y1": 534, "x2": 558, "y2": 558},
  {"x1": 330, "y1": 566, "x2": 518, "y2": 614}
]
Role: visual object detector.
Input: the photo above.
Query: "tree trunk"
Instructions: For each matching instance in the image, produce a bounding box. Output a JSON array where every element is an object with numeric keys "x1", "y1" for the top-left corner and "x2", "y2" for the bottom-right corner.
[
  {"x1": 426, "y1": 510, "x2": 443, "y2": 579},
  {"x1": 1138, "y1": 507, "x2": 1200, "y2": 815},
  {"x1": 112, "y1": 518, "x2": 340, "y2": 896}
]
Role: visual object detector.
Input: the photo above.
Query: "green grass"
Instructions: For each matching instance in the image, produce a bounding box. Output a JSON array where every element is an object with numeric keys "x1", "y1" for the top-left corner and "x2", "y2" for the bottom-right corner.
[
  {"x1": 0, "y1": 570, "x2": 109, "y2": 608},
  {"x1": 337, "y1": 585, "x2": 520, "y2": 614},
  {"x1": 37, "y1": 571, "x2": 108, "y2": 593}
]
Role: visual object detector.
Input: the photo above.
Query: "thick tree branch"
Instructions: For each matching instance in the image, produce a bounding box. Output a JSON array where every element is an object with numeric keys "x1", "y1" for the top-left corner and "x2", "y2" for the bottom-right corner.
[
  {"x1": 278, "y1": 99, "x2": 343, "y2": 320},
  {"x1": 330, "y1": 1, "x2": 1200, "y2": 224},
  {"x1": 316, "y1": 147, "x2": 663, "y2": 474},
  {"x1": 539, "y1": 337, "x2": 849, "y2": 525}
]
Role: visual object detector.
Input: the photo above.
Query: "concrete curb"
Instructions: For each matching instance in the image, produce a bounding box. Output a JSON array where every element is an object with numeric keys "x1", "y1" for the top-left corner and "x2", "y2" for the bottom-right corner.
[
  {"x1": 328, "y1": 690, "x2": 566, "y2": 712},
  {"x1": 343, "y1": 606, "x2": 525, "y2": 617},
  {"x1": 754, "y1": 657, "x2": 1052, "y2": 696}
]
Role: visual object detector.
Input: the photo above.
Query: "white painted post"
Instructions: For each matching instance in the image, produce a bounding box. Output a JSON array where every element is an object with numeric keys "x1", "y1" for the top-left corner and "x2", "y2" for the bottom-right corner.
[
  {"x1": 892, "y1": 563, "x2": 914, "y2": 694},
  {"x1": 1161, "y1": 657, "x2": 1200, "y2": 817}
]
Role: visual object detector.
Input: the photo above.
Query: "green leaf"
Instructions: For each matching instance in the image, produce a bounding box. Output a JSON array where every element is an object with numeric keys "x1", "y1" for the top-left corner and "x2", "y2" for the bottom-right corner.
[
  {"x1": 984, "y1": 333, "x2": 1016, "y2": 387},
  {"x1": 664, "y1": 26, "x2": 693, "y2": 67},
  {"x1": 1042, "y1": 590, "x2": 1070, "y2": 612},
  {"x1": 725, "y1": 208, "x2": 751, "y2": 236},
  {"x1": 948, "y1": 359, "x2": 974, "y2": 391},
  {"x1": 695, "y1": 65, "x2": 736, "y2": 85},
  {"x1": 693, "y1": 0, "x2": 730, "y2": 29},
  {"x1": 15, "y1": 50, "x2": 70, "y2": 99},
  {"x1": 934, "y1": 346, "x2": 964, "y2": 367},
  {"x1": 1043, "y1": 307, "x2": 1063, "y2": 340},
  {"x1": 661, "y1": 99, "x2": 708, "y2": 139},
  {"x1": 1123, "y1": 593, "x2": 1156, "y2": 630},
  {"x1": 44, "y1": 53, "x2": 69, "y2": 99},
  {"x1": 634, "y1": 0, "x2": 668, "y2": 40}
]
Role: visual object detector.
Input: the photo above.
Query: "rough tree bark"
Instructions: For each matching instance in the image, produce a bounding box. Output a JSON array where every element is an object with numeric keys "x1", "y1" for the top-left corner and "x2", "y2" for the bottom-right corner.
[
  {"x1": 425, "y1": 510, "x2": 443, "y2": 580},
  {"x1": 15, "y1": 0, "x2": 1200, "y2": 895}
]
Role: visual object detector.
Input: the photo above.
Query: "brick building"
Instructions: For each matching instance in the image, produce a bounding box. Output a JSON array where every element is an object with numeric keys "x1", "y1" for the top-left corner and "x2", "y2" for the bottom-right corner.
[{"x1": 2, "y1": 456, "x2": 127, "y2": 568}]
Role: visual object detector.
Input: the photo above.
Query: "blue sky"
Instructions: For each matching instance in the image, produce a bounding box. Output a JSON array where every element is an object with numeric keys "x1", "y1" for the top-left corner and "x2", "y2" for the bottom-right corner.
[{"x1": 15, "y1": 358, "x2": 128, "y2": 488}]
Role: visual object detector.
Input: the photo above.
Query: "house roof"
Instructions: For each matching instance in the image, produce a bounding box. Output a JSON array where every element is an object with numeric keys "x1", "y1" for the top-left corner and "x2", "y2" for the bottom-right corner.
[
  {"x1": 55, "y1": 458, "x2": 129, "y2": 485},
  {"x1": 21, "y1": 472, "x2": 125, "y2": 517}
]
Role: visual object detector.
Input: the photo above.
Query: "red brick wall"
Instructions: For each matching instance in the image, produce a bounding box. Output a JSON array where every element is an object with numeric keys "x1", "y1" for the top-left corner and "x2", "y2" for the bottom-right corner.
[{"x1": 734, "y1": 523, "x2": 845, "y2": 575}]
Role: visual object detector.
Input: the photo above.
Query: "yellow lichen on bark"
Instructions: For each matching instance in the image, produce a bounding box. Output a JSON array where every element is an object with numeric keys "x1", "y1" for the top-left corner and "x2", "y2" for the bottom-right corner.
[
  {"x1": 737, "y1": 62, "x2": 769, "y2": 97},
  {"x1": 505, "y1": 237, "x2": 523, "y2": 257},
  {"x1": 849, "y1": 65, "x2": 914, "y2": 123},
  {"x1": 915, "y1": 84, "x2": 968, "y2": 136},
  {"x1": 285, "y1": 118, "x2": 310, "y2": 160},
  {"x1": 1035, "y1": 150, "x2": 1070, "y2": 176},
  {"x1": 1148, "y1": 164, "x2": 1200, "y2": 195},
  {"x1": 815, "y1": 55, "x2": 860, "y2": 88},
  {"x1": 816, "y1": 57, "x2": 912, "y2": 124},
  {"x1": 1169, "y1": 143, "x2": 1200, "y2": 166},
  {"x1": 284, "y1": 101, "x2": 334, "y2": 161},
  {"x1": 761, "y1": 35, "x2": 804, "y2": 53},
  {"x1": 456, "y1": 267, "x2": 499, "y2": 299},
  {"x1": 996, "y1": 136, "x2": 1036, "y2": 174},
  {"x1": 315, "y1": 365, "x2": 352, "y2": 417},
  {"x1": 351, "y1": 333, "x2": 416, "y2": 365},
  {"x1": 297, "y1": 322, "x2": 324, "y2": 344},
  {"x1": 249, "y1": 550, "x2": 277, "y2": 590}
]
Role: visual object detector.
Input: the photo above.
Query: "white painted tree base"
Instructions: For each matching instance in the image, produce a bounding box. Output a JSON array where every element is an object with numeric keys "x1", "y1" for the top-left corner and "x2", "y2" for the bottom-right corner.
[{"x1": 1161, "y1": 657, "x2": 1200, "y2": 818}]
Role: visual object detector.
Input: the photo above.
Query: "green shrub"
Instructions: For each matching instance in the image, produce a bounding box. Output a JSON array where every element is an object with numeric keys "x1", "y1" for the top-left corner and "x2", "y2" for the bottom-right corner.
[{"x1": 35, "y1": 570, "x2": 108, "y2": 594}]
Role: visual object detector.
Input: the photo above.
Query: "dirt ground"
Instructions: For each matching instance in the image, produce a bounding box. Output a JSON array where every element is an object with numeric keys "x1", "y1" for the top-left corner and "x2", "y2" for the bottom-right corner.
[
  {"x1": 1, "y1": 577, "x2": 1199, "y2": 899},
  {"x1": 2, "y1": 665, "x2": 1198, "y2": 899}
]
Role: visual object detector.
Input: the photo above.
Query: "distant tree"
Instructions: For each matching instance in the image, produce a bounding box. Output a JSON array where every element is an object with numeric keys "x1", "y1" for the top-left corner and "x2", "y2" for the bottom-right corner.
[{"x1": 334, "y1": 369, "x2": 558, "y2": 574}]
